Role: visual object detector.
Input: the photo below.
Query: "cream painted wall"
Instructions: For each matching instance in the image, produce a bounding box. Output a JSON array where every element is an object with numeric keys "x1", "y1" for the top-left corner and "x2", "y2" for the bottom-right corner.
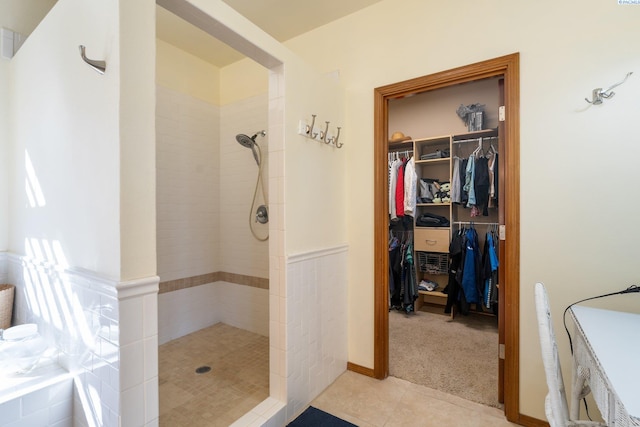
[
  {"x1": 283, "y1": 0, "x2": 640, "y2": 421},
  {"x1": 8, "y1": 0, "x2": 121, "y2": 277},
  {"x1": 156, "y1": 8, "x2": 268, "y2": 109},
  {"x1": 0, "y1": 0, "x2": 58, "y2": 253},
  {"x1": 6, "y1": 0, "x2": 156, "y2": 281},
  {"x1": 388, "y1": 78, "x2": 500, "y2": 138},
  {"x1": 219, "y1": 57, "x2": 268, "y2": 105},
  {"x1": 156, "y1": 39, "x2": 220, "y2": 105},
  {"x1": 0, "y1": 59, "x2": 7, "y2": 251},
  {"x1": 0, "y1": 0, "x2": 58, "y2": 35},
  {"x1": 283, "y1": 65, "x2": 347, "y2": 254},
  {"x1": 119, "y1": 0, "x2": 157, "y2": 280}
]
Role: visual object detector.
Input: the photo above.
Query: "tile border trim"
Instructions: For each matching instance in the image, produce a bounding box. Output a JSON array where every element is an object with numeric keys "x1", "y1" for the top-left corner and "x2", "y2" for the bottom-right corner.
[{"x1": 158, "y1": 271, "x2": 268, "y2": 294}]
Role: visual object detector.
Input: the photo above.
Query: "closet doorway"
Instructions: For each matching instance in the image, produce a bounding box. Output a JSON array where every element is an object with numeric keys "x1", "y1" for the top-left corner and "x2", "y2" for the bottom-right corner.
[{"x1": 371, "y1": 54, "x2": 520, "y2": 422}]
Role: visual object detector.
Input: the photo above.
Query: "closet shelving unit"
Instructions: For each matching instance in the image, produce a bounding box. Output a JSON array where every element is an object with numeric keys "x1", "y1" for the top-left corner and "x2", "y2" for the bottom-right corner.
[{"x1": 412, "y1": 128, "x2": 499, "y2": 315}]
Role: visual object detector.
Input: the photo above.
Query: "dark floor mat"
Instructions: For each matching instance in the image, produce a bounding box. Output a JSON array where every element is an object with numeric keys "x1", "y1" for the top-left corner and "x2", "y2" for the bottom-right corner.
[{"x1": 287, "y1": 406, "x2": 357, "y2": 427}]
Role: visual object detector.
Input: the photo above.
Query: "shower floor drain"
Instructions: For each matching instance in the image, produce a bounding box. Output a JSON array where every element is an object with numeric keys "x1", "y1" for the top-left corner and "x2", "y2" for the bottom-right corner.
[{"x1": 195, "y1": 366, "x2": 211, "y2": 374}]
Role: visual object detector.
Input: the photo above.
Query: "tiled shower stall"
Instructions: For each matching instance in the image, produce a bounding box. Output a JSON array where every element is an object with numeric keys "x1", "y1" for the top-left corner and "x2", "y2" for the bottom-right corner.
[{"x1": 155, "y1": 85, "x2": 270, "y2": 342}]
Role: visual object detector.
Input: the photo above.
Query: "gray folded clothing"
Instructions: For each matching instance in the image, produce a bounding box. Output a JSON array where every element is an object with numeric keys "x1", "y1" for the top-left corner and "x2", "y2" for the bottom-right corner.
[{"x1": 420, "y1": 149, "x2": 450, "y2": 160}]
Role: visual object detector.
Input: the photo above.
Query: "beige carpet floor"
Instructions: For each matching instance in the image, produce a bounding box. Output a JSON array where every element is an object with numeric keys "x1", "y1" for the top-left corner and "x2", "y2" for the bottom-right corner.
[{"x1": 389, "y1": 305, "x2": 500, "y2": 407}]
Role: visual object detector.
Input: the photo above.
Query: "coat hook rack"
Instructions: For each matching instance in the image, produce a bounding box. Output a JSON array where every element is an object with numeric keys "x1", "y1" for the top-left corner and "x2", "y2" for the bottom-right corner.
[
  {"x1": 307, "y1": 114, "x2": 318, "y2": 139},
  {"x1": 329, "y1": 127, "x2": 342, "y2": 148},
  {"x1": 298, "y1": 114, "x2": 343, "y2": 148},
  {"x1": 585, "y1": 71, "x2": 633, "y2": 105},
  {"x1": 322, "y1": 121, "x2": 330, "y2": 143},
  {"x1": 79, "y1": 45, "x2": 106, "y2": 75}
]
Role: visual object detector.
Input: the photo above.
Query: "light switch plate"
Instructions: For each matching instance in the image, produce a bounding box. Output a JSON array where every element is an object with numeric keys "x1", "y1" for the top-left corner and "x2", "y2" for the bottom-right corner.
[{"x1": 1, "y1": 27, "x2": 14, "y2": 59}]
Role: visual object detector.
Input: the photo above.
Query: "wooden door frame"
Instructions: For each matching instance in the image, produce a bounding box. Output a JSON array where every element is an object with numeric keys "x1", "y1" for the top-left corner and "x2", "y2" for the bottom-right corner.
[{"x1": 372, "y1": 53, "x2": 520, "y2": 422}]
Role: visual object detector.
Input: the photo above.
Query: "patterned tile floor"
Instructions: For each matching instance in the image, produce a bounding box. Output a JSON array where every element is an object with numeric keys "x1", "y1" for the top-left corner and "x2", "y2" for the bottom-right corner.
[{"x1": 159, "y1": 323, "x2": 269, "y2": 427}]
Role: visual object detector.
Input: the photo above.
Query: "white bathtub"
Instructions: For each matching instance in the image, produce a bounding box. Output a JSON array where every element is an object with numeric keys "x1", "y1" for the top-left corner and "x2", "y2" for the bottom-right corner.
[{"x1": 0, "y1": 361, "x2": 73, "y2": 427}]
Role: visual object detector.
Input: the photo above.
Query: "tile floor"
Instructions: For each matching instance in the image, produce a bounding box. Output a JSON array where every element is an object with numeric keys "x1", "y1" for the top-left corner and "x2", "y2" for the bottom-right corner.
[
  {"x1": 159, "y1": 323, "x2": 269, "y2": 427},
  {"x1": 310, "y1": 371, "x2": 519, "y2": 427},
  {"x1": 159, "y1": 323, "x2": 518, "y2": 427}
]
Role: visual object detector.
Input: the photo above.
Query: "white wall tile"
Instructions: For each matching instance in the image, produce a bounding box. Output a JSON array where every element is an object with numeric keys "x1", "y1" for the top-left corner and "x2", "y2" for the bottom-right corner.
[
  {"x1": 120, "y1": 384, "x2": 145, "y2": 427},
  {"x1": 143, "y1": 336, "x2": 158, "y2": 382},
  {"x1": 47, "y1": 380, "x2": 73, "y2": 407},
  {"x1": 217, "y1": 282, "x2": 269, "y2": 336},
  {"x1": 284, "y1": 247, "x2": 348, "y2": 421},
  {"x1": 156, "y1": 85, "x2": 221, "y2": 283},
  {"x1": 120, "y1": 340, "x2": 145, "y2": 391},
  {"x1": 158, "y1": 283, "x2": 220, "y2": 345},
  {"x1": 50, "y1": 419, "x2": 73, "y2": 427},
  {"x1": 0, "y1": 376, "x2": 73, "y2": 427},
  {"x1": 269, "y1": 373, "x2": 285, "y2": 402},
  {"x1": 98, "y1": 382, "x2": 119, "y2": 420},
  {"x1": 229, "y1": 410, "x2": 260, "y2": 427},
  {"x1": 144, "y1": 378, "x2": 158, "y2": 425},
  {"x1": 98, "y1": 404, "x2": 118, "y2": 427},
  {"x1": 0, "y1": 398, "x2": 21, "y2": 424},
  {"x1": 21, "y1": 386, "x2": 49, "y2": 414},
  {"x1": 143, "y1": 293, "x2": 158, "y2": 338},
  {"x1": 9, "y1": 408, "x2": 49, "y2": 426},
  {"x1": 219, "y1": 93, "x2": 269, "y2": 279},
  {"x1": 3, "y1": 255, "x2": 163, "y2": 426},
  {"x1": 119, "y1": 297, "x2": 144, "y2": 346},
  {"x1": 261, "y1": 404, "x2": 286, "y2": 427}
]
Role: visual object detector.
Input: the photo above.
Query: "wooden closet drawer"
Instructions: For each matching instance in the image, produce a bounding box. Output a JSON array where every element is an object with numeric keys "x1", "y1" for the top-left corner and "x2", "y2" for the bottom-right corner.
[{"x1": 414, "y1": 228, "x2": 450, "y2": 253}]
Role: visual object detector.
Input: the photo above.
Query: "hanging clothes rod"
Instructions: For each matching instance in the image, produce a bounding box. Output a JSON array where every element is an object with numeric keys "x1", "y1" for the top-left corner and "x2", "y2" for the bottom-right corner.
[
  {"x1": 453, "y1": 221, "x2": 499, "y2": 226},
  {"x1": 388, "y1": 149, "x2": 413, "y2": 160},
  {"x1": 452, "y1": 136, "x2": 499, "y2": 144}
]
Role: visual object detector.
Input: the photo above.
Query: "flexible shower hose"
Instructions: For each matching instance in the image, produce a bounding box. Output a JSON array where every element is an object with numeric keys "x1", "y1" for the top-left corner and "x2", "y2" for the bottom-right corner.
[{"x1": 249, "y1": 144, "x2": 268, "y2": 241}]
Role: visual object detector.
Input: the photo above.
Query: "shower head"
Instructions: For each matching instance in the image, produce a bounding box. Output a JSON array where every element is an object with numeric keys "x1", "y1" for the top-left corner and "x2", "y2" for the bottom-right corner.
[
  {"x1": 236, "y1": 133, "x2": 255, "y2": 149},
  {"x1": 235, "y1": 131, "x2": 266, "y2": 166}
]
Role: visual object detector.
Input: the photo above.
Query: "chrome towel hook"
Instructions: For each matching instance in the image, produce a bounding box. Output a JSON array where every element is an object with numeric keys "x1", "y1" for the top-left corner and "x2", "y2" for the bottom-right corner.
[
  {"x1": 79, "y1": 45, "x2": 106, "y2": 75},
  {"x1": 585, "y1": 71, "x2": 633, "y2": 105}
]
